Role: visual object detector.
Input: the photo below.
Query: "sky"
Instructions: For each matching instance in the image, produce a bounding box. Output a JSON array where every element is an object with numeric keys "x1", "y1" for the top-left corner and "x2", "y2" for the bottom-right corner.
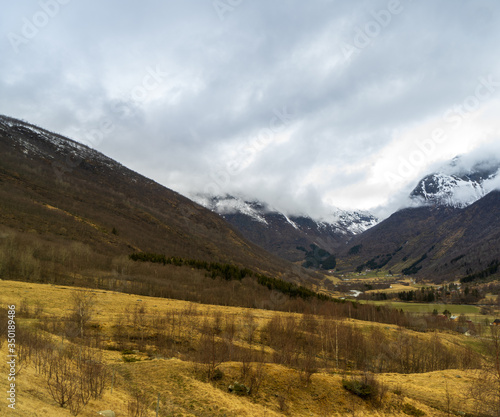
[{"x1": 2, "y1": 0, "x2": 500, "y2": 219}]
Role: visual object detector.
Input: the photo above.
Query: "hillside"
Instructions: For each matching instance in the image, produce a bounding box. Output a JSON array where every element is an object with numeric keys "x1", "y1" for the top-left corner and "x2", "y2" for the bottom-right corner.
[
  {"x1": 0, "y1": 115, "x2": 315, "y2": 285},
  {"x1": 336, "y1": 191, "x2": 500, "y2": 283}
]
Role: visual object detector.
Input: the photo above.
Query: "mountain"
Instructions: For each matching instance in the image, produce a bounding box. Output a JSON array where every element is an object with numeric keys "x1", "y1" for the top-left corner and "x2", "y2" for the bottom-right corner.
[
  {"x1": 410, "y1": 156, "x2": 500, "y2": 208},
  {"x1": 194, "y1": 194, "x2": 377, "y2": 263},
  {"x1": 336, "y1": 191, "x2": 500, "y2": 283},
  {"x1": 0, "y1": 115, "x2": 311, "y2": 283}
]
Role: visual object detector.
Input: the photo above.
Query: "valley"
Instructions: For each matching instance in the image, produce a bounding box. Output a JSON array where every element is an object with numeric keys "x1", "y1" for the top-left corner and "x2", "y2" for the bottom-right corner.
[{"x1": 1, "y1": 115, "x2": 500, "y2": 416}]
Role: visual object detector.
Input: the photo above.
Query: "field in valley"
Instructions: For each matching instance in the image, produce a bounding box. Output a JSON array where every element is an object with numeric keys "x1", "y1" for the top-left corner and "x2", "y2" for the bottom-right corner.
[{"x1": 1, "y1": 279, "x2": 499, "y2": 416}]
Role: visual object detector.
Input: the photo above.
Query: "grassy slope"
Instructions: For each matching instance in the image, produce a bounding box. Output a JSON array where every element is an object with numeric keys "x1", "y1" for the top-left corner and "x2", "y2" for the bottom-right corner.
[{"x1": 0, "y1": 280, "x2": 486, "y2": 417}]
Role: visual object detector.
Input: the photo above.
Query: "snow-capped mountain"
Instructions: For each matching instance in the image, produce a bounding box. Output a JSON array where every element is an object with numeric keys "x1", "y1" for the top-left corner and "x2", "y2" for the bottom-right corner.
[
  {"x1": 194, "y1": 194, "x2": 377, "y2": 262},
  {"x1": 326, "y1": 207, "x2": 379, "y2": 235},
  {"x1": 194, "y1": 195, "x2": 271, "y2": 226},
  {"x1": 410, "y1": 156, "x2": 500, "y2": 208},
  {"x1": 333, "y1": 152, "x2": 500, "y2": 282},
  {"x1": 195, "y1": 194, "x2": 377, "y2": 235}
]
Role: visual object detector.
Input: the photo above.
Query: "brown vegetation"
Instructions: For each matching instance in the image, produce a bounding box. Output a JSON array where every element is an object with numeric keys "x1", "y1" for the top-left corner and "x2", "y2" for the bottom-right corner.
[{"x1": 1, "y1": 281, "x2": 500, "y2": 415}]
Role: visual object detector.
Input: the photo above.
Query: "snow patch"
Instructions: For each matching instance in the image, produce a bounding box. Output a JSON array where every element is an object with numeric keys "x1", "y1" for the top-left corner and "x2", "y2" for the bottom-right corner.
[
  {"x1": 283, "y1": 214, "x2": 299, "y2": 230},
  {"x1": 194, "y1": 195, "x2": 269, "y2": 225}
]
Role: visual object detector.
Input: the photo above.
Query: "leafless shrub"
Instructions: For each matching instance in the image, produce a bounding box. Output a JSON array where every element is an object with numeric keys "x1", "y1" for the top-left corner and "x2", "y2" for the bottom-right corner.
[
  {"x1": 248, "y1": 361, "x2": 266, "y2": 396},
  {"x1": 46, "y1": 353, "x2": 77, "y2": 408},
  {"x1": 277, "y1": 392, "x2": 289, "y2": 412},
  {"x1": 127, "y1": 388, "x2": 151, "y2": 417},
  {"x1": 198, "y1": 317, "x2": 230, "y2": 381},
  {"x1": 466, "y1": 326, "x2": 500, "y2": 416}
]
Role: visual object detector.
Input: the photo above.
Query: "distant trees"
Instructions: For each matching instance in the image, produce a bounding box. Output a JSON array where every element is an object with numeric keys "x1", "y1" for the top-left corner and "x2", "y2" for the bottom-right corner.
[
  {"x1": 129, "y1": 252, "x2": 333, "y2": 303},
  {"x1": 262, "y1": 311, "x2": 479, "y2": 376},
  {"x1": 364, "y1": 284, "x2": 483, "y2": 305},
  {"x1": 297, "y1": 244, "x2": 336, "y2": 270},
  {"x1": 402, "y1": 253, "x2": 427, "y2": 275},
  {"x1": 461, "y1": 259, "x2": 500, "y2": 283}
]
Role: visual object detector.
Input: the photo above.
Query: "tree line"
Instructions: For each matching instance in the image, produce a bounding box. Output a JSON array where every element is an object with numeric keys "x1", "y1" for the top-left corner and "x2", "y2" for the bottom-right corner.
[{"x1": 129, "y1": 252, "x2": 332, "y2": 302}]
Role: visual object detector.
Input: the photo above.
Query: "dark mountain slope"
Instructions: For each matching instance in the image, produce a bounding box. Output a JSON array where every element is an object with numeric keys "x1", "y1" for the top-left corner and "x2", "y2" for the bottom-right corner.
[
  {"x1": 0, "y1": 115, "x2": 306, "y2": 281},
  {"x1": 196, "y1": 194, "x2": 377, "y2": 263}
]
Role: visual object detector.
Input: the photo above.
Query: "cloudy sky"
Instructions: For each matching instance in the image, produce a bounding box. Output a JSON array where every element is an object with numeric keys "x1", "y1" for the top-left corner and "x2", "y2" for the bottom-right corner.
[{"x1": 2, "y1": 0, "x2": 500, "y2": 219}]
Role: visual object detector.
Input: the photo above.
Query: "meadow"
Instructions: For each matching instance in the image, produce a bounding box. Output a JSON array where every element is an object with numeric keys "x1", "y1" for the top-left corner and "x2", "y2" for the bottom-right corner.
[{"x1": 1, "y1": 279, "x2": 499, "y2": 416}]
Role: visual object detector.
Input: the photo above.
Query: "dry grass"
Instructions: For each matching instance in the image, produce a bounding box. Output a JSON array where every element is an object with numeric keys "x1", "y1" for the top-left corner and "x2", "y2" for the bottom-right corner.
[{"x1": 0, "y1": 280, "x2": 488, "y2": 416}]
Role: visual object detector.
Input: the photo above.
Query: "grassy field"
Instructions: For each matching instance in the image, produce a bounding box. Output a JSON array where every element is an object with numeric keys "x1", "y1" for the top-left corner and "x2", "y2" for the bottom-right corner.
[
  {"x1": 362, "y1": 300, "x2": 481, "y2": 315},
  {"x1": 0, "y1": 280, "x2": 496, "y2": 416},
  {"x1": 358, "y1": 300, "x2": 500, "y2": 325}
]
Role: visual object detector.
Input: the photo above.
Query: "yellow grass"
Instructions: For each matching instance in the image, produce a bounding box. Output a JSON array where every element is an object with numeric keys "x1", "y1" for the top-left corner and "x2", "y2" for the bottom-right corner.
[{"x1": 0, "y1": 280, "x2": 488, "y2": 416}]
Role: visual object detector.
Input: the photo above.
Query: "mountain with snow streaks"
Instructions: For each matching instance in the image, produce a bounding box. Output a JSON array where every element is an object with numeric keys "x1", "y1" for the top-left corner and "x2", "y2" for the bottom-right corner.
[
  {"x1": 410, "y1": 156, "x2": 500, "y2": 208},
  {"x1": 334, "y1": 154, "x2": 500, "y2": 282},
  {"x1": 195, "y1": 194, "x2": 377, "y2": 262}
]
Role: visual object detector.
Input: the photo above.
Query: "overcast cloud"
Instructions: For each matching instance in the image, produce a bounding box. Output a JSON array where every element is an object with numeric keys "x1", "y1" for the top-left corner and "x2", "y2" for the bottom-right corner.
[{"x1": 2, "y1": 0, "x2": 500, "y2": 219}]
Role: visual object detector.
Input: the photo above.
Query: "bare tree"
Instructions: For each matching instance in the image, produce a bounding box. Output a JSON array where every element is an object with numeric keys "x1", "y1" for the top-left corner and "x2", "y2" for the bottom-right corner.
[
  {"x1": 198, "y1": 317, "x2": 229, "y2": 381},
  {"x1": 127, "y1": 388, "x2": 152, "y2": 417},
  {"x1": 46, "y1": 354, "x2": 77, "y2": 408},
  {"x1": 481, "y1": 326, "x2": 500, "y2": 416},
  {"x1": 69, "y1": 290, "x2": 96, "y2": 339}
]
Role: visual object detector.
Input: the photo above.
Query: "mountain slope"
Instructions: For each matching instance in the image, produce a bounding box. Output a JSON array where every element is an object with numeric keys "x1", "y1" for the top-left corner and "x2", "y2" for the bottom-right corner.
[
  {"x1": 195, "y1": 194, "x2": 377, "y2": 263},
  {"x1": 0, "y1": 115, "x2": 308, "y2": 282},
  {"x1": 337, "y1": 190, "x2": 500, "y2": 282},
  {"x1": 334, "y1": 154, "x2": 500, "y2": 282}
]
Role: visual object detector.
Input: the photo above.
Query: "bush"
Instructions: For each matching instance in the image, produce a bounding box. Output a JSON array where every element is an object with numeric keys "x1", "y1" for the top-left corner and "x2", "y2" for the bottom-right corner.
[
  {"x1": 228, "y1": 382, "x2": 249, "y2": 396},
  {"x1": 342, "y1": 372, "x2": 386, "y2": 406},
  {"x1": 342, "y1": 378, "x2": 374, "y2": 399},
  {"x1": 122, "y1": 355, "x2": 141, "y2": 363},
  {"x1": 211, "y1": 368, "x2": 224, "y2": 381}
]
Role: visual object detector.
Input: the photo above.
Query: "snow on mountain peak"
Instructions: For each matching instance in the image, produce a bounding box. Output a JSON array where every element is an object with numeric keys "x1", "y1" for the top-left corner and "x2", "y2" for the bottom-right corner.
[
  {"x1": 192, "y1": 195, "x2": 270, "y2": 225},
  {"x1": 193, "y1": 194, "x2": 378, "y2": 235},
  {"x1": 410, "y1": 156, "x2": 500, "y2": 208}
]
